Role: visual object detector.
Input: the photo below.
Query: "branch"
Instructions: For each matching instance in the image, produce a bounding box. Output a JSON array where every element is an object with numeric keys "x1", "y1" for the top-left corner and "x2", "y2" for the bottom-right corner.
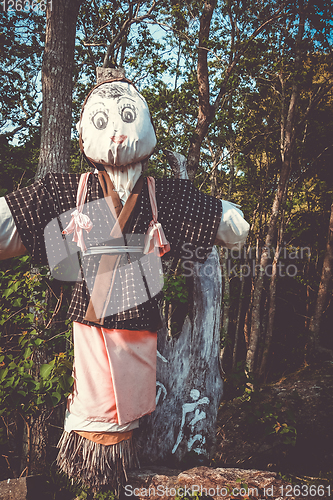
[
  {"x1": 83, "y1": 42, "x2": 107, "y2": 47},
  {"x1": 285, "y1": 7, "x2": 306, "y2": 149},
  {"x1": 295, "y1": 81, "x2": 333, "y2": 138},
  {"x1": 102, "y1": 0, "x2": 159, "y2": 67},
  {"x1": 81, "y1": 15, "x2": 99, "y2": 67},
  {"x1": 142, "y1": 19, "x2": 224, "y2": 63},
  {"x1": 84, "y1": 22, "x2": 114, "y2": 42},
  {"x1": 134, "y1": 0, "x2": 141, "y2": 18},
  {"x1": 186, "y1": 0, "x2": 217, "y2": 178},
  {"x1": 213, "y1": 1, "x2": 288, "y2": 112},
  {"x1": 198, "y1": 141, "x2": 227, "y2": 190},
  {"x1": 197, "y1": 0, "x2": 216, "y2": 119},
  {"x1": 308, "y1": 142, "x2": 333, "y2": 168},
  {"x1": 1, "y1": 98, "x2": 41, "y2": 138}
]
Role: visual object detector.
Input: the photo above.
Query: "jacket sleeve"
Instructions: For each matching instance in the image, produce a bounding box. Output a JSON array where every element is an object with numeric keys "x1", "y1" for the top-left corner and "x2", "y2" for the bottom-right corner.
[
  {"x1": 155, "y1": 179, "x2": 223, "y2": 264},
  {"x1": 0, "y1": 197, "x2": 27, "y2": 260},
  {"x1": 4, "y1": 173, "x2": 79, "y2": 265}
]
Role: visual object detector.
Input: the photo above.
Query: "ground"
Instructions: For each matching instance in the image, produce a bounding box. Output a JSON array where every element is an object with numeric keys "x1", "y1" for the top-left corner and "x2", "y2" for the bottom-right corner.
[
  {"x1": 213, "y1": 360, "x2": 333, "y2": 483},
  {"x1": 1, "y1": 361, "x2": 332, "y2": 499}
]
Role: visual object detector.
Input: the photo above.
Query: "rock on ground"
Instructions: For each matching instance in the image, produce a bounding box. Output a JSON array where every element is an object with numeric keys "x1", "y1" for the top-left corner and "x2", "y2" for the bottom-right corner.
[
  {"x1": 126, "y1": 465, "x2": 299, "y2": 499},
  {"x1": 0, "y1": 475, "x2": 46, "y2": 500}
]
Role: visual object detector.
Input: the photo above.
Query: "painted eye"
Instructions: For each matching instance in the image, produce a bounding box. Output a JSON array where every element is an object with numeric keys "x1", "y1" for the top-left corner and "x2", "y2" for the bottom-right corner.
[
  {"x1": 92, "y1": 111, "x2": 108, "y2": 130},
  {"x1": 120, "y1": 104, "x2": 137, "y2": 123}
]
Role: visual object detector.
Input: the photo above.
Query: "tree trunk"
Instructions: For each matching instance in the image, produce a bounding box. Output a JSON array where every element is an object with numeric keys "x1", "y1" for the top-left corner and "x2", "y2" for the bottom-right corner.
[
  {"x1": 186, "y1": 0, "x2": 216, "y2": 180},
  {"x1": 138, "y1": 152, "x2": 223, "y2": 465},
  {"x1": 259, "y1": 211, "x2": 285, "y2": 378},
  {"x1": 232, "y1": 276, "x2": 245, "y2": 370},
  {"x1": 258, "y1": 242, "x2": 279, "y2": 378},
  {"x1": 220, "y1": 248, "x2": 230, "y2": 373},
  {"x1": 243, "y1": 283, "x2": 252, "y2": 351},
  {"x1": 27, "y1": 0, "x2": 83, "y2": 475},
  {"x1": 228, "y1": 141, "x2": 235, "y2": 200},
  {"x1": 307, "y1": 204, "x2": 333, "y2": 359},
  {"x1": 36, "y1": 0, "x2": 83, "y2": 179},
  {"x1": 138, "y1": 249, "x2": 223, "y2": 465}
]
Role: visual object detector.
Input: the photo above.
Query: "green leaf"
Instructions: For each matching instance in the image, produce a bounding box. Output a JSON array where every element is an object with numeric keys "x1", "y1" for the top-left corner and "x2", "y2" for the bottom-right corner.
[
  {"x1": 3, "y1": 288, "x2": 14, "y2": 298},
  {"x1": 36, "y1": 396, "x2": 44, "y2": 406},
  {"x1": 60, "y1": 359, "x2": 73, "y2": 370},
  {"x1": 40, "y1": 363, "x2": 53, "y2": 379},
  {"x1": 0, "y1": 368, "x2": 8, "y2": 382},
  {"x1": 4, "y1": 376, "x2": 15, "y2": 387},
  {"x1": 23, "y1": 348, "x2": 32, "y2": 359},
  {"x1": 51, "y1": 392, "x2": 62, "y2": 405}
]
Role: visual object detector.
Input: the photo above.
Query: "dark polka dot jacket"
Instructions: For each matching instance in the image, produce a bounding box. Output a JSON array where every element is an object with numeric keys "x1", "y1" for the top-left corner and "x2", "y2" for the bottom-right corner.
[{"x1": 5, "y1": 173, "x2": 222, "y2": 331}]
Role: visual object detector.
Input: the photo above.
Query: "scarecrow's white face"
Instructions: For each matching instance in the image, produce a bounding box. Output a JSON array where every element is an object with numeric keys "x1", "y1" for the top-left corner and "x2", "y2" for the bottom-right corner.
[{"x1": 78, "y1": 81, "x2": 156, "y2": 167}]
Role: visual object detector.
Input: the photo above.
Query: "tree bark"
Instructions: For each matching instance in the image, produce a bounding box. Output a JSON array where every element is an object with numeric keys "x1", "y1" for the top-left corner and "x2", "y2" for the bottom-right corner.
[
  {"x1": 232, "y1": 276, "x2": 245, "y2": 370},
  {"x1": 307, "y1": 204, "x2": 333, "y2": 359},
  {"x1": 36, "y1": 0, "x2": 83, "y2": 179},
  {"x1": 27, "y1": 0, "x2": 83, "y2": 475},
  {"x1": 186, "y1": 0, "x2": 216, "y2": 180},
  {"x1": 220, "y1": 248, "x2": 230, "y2": 373},
  {"x1": 258, "y1": 216, "x2": 284, "y2": 378}
]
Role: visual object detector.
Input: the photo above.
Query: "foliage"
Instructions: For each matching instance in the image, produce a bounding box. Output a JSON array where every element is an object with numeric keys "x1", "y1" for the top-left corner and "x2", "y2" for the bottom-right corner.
[
  {"x1": 163, "y1": 273, "x2": 188, "y2": 304},
  {"x1": 0, "y1": 340, "x2": 73, "y2": 422},
  {"x1": 224, "y1": 361, "x2": 257, "y2": 397},
  {"x1": 0, "y1": 256, "x2": 73, "y2": 461},
  {"x1": 0, "y1": 9, "x2": 45, "y2": 141},
  {"x1": 0, "y1": 133, "x2": 40, "y2": 196},
  {"x1": 242, "y1": 390, "x2": 298, "y2": 447},
  {"x1": 162, "y1": 272, "x2": 189, "y2": 336},
  {"x1": 34, "y1": 465, "x2": 118, "y2": 499},
  {"x1": 223, "y1": 362, "x2": 298, "y2": 452}
]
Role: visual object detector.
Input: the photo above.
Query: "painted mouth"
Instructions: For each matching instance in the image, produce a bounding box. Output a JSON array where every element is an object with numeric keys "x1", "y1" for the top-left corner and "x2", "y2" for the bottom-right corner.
[{"x1": 111, "y1": 135, "x2": 127, "y2": 144}]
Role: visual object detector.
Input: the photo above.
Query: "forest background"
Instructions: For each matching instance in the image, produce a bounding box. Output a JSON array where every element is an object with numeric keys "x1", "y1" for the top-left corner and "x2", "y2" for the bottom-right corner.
[{"x1": 0, "y1": 0, "x2": 332, "y2": 489}]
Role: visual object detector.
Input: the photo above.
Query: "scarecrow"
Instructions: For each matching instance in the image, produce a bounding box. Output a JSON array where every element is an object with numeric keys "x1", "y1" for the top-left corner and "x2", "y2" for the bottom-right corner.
[{"x1": 0, "y1": 73, "x2": 249, "y2": 490}]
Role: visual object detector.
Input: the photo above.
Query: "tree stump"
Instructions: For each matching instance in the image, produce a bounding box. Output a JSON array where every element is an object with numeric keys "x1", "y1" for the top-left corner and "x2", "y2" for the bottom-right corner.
[{"x1": 138, "y1": 151, "x2": 223, "y2": 465}]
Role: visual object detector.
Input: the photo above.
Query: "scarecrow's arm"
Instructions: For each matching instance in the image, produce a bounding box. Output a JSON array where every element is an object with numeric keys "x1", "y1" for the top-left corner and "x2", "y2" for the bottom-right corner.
[
  {"x1": 215, "y1": 199, "x2": 249, "y2": 249},
  {"x1": 164, "y1": 150, "x2": 250, "y2": 250},
  {"x1": 0, "y1": 197, "x2": 27, "y2": 260}
]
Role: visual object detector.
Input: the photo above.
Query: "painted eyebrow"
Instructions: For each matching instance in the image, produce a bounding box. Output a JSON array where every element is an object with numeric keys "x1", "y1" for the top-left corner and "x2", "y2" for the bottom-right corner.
[{"x1": 117, "y1": 96, "x2": 136, "y2": 103}]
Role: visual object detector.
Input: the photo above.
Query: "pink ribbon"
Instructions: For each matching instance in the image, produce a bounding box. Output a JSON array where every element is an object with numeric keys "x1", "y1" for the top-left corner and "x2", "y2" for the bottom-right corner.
[
  {"x1": 144, "y1": 177, "x2": 170, "y2": 257},
  {"x1": 62, "y1": 172, "x2": 93, "y2": 252}
]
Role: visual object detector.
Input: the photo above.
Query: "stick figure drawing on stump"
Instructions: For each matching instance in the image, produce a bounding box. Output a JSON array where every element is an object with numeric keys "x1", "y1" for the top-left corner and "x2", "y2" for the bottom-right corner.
[{"x1": 172, "y1": 389, "x2": 210, "y2": 454}]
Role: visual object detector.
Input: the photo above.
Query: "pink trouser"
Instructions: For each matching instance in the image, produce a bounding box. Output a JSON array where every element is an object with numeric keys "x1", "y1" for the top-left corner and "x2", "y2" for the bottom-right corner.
[{"x1": 67, "y1": 322, "x2": 157, "y2": 425}]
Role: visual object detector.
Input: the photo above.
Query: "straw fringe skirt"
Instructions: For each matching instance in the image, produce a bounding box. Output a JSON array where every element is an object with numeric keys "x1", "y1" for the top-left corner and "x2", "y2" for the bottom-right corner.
[{"x1": 57, "y1": 430, "x2": 139, "y2": 490}]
